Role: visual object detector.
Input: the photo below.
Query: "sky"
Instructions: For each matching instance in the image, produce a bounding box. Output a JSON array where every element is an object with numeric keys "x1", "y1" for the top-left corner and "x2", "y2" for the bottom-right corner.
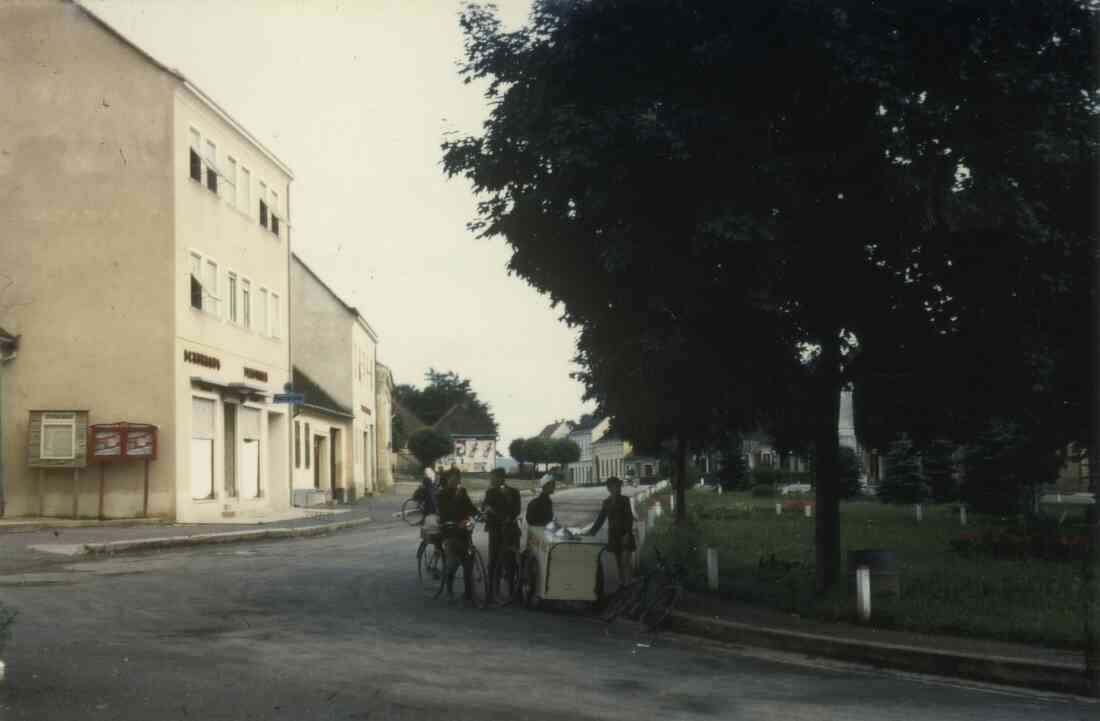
[{"x1": 88, "y1": 0, "x2": 594, "y2": 450}]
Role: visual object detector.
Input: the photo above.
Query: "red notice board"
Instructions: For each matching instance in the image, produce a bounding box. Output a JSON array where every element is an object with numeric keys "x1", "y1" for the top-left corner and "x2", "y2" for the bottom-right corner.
[{"x1": 88, "y1": 422, "x2": 158, "y2": 463}]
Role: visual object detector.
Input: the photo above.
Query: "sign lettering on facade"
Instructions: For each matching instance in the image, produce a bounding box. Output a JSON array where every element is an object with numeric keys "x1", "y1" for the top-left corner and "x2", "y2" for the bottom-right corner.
[
  {"x1": 184, "y1": 349, "x2": 220, "y2": 370},
  {"x1": 243, "y1": 367, "x2": 268, "y2": 383}
]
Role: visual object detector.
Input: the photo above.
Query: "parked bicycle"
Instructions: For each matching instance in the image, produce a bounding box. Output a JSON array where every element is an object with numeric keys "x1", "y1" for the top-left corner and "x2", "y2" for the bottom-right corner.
[
  {"x1": 417, "y1": 518, "x2": 488, "y2": 607},
  {"x1": 402, "y1": 486, "x2": 431, "y2": 526},
  {"x1": 600, "y1": 547, "x2": 684, "y2": 631}
]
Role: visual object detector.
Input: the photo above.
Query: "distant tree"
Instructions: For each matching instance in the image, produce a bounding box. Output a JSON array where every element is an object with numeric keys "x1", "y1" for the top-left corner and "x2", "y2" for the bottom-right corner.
[
  {"x1": 718, "y1": 453, "x2": 749, "y2": 492},
  {"x1": 922, "y1": 440, "x2": 959, "y2": 503},
  {"x1": 837, "y1": 447, "x2": 864, "y2": 500},
  {"x1": 508, "y1": 438, "x2": 529, "y2": 477},
  {"x1": 879, "y1": 435, "x2": 929, "y2": 505},
  {"x1": 408, "y1": 429, "x2": 452, "y2": 471},
  {"x1": 551, "y1": 439, "x2": 581, "y2": 469},
  {"x1": 395, "y1": 369, "x2": 498, "y2": 433},
  {"x1": 391, "y1": 413, "x2": 407, "y2": 451},
  {"x1": 523, "y1": 436, "x2": 553, "y2": 477},
  {"x1": 960, "y1": 419, "x2": 1061, "y2": 516}
]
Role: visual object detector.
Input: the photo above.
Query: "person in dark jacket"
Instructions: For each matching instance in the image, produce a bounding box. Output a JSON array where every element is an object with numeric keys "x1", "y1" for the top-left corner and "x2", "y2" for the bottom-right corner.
[
  {"x1": 436, "y1": 469, "x2": 479, "y2": 602},
  {"x1": 585, "y1": 476, "x2": 637, "y2": 586},
  {"x1": 481, "y1": 468, "x2": 521, "y2": 603},
  {"x1": 525, "y1": 478, "x2": 555, "y2": 527}
]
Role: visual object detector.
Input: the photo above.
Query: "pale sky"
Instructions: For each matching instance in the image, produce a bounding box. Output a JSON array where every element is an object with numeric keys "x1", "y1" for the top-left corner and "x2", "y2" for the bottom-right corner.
[{"x1": 88, "y1": 0, "x2": 593, "y2": 450}]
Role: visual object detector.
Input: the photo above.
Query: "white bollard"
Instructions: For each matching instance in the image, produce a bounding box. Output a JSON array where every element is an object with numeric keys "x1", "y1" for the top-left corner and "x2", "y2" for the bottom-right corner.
[
  {"x1": 914, "y1": 504, "x2": 923, "y2": 522},
  {"x1": 655, "y1": 503, "x2": 663, "y2": 518},
  {"x1": 775, "y1": 502, "x2": 782, "y2": 516},
  {"x1": 804, "y1": 504, "x2": 812, "y2": 518},
  {"x1": 959, "y1": 505, "x2": 967, "y2": 526},
  {"x1": 856, "y1": 566, "x2": 872, "y2": 621},
  {"x1": 670, "y1": 494, "x2": 676, "y2": 513},
  {"x1": 718, "y1": 486, "x2": 723, "y2": 496},
  {"x1": 706, "y1": 548, "x2": 720, "y2": 591}
]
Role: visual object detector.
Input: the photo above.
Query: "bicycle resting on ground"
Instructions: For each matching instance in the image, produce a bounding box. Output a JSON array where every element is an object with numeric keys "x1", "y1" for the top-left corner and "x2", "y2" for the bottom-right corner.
[
  {"x1": 600, "y1": 547, "x2": 684, "y2": 631},
  {"x1": 417, "y1": 517, "x2": 488, "y2": 608}
]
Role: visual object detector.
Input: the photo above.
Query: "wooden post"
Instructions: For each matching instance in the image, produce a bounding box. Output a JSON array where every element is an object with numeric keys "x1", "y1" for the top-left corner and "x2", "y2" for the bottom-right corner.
[
  {"x1": 71, "y1": 468, "x2": 79, "y2": 519},
  {"x1": 98, "y1": 463, "x2": 105, "y2": 521},
  {"x1": 856, "y1": 566, "x2": 872, "y2": 621},
  {"x1": 142, "y1": 458, "x2": 150, "y2": 518},
  {"x1": 706, "y1": 548, "x2": 719, "y2": 591}
]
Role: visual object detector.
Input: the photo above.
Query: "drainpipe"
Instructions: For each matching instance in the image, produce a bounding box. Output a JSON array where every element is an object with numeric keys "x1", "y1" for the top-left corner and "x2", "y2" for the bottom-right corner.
[{"x1": 0, "y1": 334, "x2": 20, "y2": 518}]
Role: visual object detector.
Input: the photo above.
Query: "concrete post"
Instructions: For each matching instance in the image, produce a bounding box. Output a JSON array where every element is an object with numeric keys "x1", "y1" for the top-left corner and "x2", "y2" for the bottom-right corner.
[
  {"x1": 670, "y1": 494, "x2": 676, "y2": 513},
  {"x1": 915, "y1": 504, "x2": 923, "y2": 522},
  {"x1": 856, "y1": 566, "x2": 872, "y2": 621},
  {"x1": 655, "y1": 503, "x2": 663, "y2": 518},
  {"x1": 718, "y1": 486, "x2": 723, "y2": 496},
  {"x1": 804, "y1": 504, "x2": 812, "y2": 519},
  {"x1": 959, "y1": 505, "x2": 967, "y2": 526},
  {"x1": 775, "y1": 502, "x2": 782, "y2": 516},
  {"x1": 706, "y1": 548, "x2": 719, "y2": 591}
]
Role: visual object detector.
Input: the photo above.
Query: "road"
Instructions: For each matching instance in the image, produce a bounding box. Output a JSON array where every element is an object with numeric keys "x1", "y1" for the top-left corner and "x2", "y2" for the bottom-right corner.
[{"x1": 0, "y1": 489, "x2": 1094, "y2": 720}]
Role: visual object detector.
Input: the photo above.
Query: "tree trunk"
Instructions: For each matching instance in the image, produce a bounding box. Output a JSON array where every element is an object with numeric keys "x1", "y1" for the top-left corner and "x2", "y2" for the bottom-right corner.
[
  {"x1": 1086, "y1": 226, "x2": 1100, "y2": 696},
  {"x1": 814, "y1": 334, "x2": 843, "y2": 594},
  {"x1": 675, "y1": 434, "x2": 689, "y2": 525}
]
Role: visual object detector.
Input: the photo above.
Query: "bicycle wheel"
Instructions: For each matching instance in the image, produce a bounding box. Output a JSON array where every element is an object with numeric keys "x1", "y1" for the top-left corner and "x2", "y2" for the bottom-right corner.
[
  {"x1": 417, "y1": 541, "x2": 443, "y2": 597},
  {"x1": 600, "y1": 580, "x2": 639, "y2": 623},
  {"x1": 466, "y1": 548, "x2": 489, "y2": 609},
  {"x1": 640, "y1": 583, "x2": 683, "y2": 631},
  {"x1": 499, "y1": 549, "x2": 522, "y2": 604},
  {"x1": 402, "y1": 498, "x2": 425, "y2": 526}
]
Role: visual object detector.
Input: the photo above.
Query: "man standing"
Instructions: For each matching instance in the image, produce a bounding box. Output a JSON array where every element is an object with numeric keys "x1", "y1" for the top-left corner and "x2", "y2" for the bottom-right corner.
[
  {"x1": 585, "y1": 476, "x2": 636, "y2": 587},
  {"x1": 482, "y1": 468, "x2": 521, "y2": 603},
  {"x1": 525, "y1": 477, "x2": 556, "y2": 542},
  {"x1": 436, "y1": 469, "x2": 479, "y2": 603}
]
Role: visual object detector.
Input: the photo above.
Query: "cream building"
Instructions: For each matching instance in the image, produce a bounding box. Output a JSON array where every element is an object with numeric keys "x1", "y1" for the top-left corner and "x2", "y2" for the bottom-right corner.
[
  {"x1": 290, "y1": 254, "x2": 379, "y2": 501},
  {"x1": 0, "y1": 1, "x2": 294, "y2": 521},
  {"x1": 566, "y1": 417, "x2": 608, "y2": 486},
  {"x1": 591, "y1": 426, "x2": 632, "y2": 486}
]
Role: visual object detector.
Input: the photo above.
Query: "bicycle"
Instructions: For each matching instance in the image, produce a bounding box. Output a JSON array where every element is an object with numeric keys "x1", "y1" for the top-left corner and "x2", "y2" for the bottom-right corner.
[
  {"x1": 483, "y1": 516, "x2": 522, "y2": 604},
  {"x1": 600, "y1": 547, "x2": 684, "y2": 631},
  {"x1": 435, "y1": 518, "x2": 489, "y2": 608},
  {"x1": 402, "y1": 486, "x2": 432, "y2": 526},
  {"x1": 416, "y1": 523, "x2": 444, "y2": 595}
]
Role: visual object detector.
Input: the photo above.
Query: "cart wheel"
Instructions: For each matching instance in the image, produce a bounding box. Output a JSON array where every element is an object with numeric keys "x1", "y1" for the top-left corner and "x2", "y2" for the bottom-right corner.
[{"x1": 520, "y1": 553, "x2": 540, "y2": 609}]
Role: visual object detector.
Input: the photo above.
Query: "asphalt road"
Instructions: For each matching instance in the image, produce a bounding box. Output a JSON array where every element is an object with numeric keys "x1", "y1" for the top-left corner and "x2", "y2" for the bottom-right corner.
[{"x1": 0, "y1": 490, "x2": 1095, "y2": 720}]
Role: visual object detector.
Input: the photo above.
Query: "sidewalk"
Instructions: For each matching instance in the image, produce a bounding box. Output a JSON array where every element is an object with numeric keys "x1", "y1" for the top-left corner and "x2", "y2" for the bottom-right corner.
[{"x1": 0, "y1": 501, "x2": 376, "y2": 568}]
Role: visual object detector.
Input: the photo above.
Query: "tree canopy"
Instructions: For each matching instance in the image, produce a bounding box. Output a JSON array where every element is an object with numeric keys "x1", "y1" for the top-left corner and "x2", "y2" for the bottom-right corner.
[
  {"x1": 408, "y1": 428, "x2": 453, "y2": 470},
  {"x1": 394, "y1": 368, "x2": 498, "y2": 435},
  {"x1": 444, "y1": 0, "x2": 1098, "y2": 590}
]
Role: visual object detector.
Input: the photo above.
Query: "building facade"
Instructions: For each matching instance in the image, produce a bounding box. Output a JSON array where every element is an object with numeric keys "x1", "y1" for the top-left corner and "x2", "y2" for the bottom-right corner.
[
  {"x1": 374, "y1": 363, "x2": 395, "y2": 490},
  {"x1": 290, "y1": 254, "x2": 380, "y2": 501},
  {"x1": 566, "y1": 417, "x2": 607, "y2": 486},
  {"x1": 0, "y1": 2, "x2": 295, "y2": 522}
]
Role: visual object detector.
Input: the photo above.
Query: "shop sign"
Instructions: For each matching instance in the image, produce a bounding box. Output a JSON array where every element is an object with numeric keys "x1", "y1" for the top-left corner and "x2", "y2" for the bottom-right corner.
[
  {"x1": 184, "y1": 350, "x2": 220, "y2": 370},
  {"x1": 244, "y1": 367, "x2": 268, "y2": 383}
]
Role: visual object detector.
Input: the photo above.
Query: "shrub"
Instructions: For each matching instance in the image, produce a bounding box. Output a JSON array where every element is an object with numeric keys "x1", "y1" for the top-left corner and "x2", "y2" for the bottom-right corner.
[
  {"x1": 838, "y1": 447, "x2": 863, "y2": 499},
  {"x1": 718, "y1": 453, "x2": 750, "y2": 491},
  {"x1": 960, "y1": 419, "x2": 1059, "y2": 516},
  {"x1": 751, "y1": 466, "x2": 783, "y2": 487},
  {"x1": 879, "y1": 435, "x2": 930, "y2": 504},
  {"x1": 751, "y1": 484, "x2": 776, "y2": 497}
]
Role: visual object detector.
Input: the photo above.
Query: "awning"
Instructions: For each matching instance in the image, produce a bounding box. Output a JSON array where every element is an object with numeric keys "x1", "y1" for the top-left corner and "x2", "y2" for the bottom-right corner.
[{"x1": 190, "y1": 377, "x2": 270, "y2": 401}]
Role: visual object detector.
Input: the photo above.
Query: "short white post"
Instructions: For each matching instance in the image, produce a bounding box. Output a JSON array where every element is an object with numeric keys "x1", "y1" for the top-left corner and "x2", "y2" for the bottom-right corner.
[
  {"x1": 775, "y1": 502, "x2": 782, "y2": 516},
  {"x1": 914, "y1": 504, "x2": 923, "y2": 522},
  {"x1": 856, "y1": 566, "x2": 872, "y2": 621},
  {"x1": 804, "y1": 504, "x2": 812, "y2": 519},
  {"x1": 655, "y1": 503, "x2": 663, "y2": 518},
  {"x1": 670, "y1": 494, "x2": 676, "y2": 513},
  {"x1": 706, "y1": 548, "x2": 719, "y2": 591},
  {"x1": 959, "y1": 504, "x2": 967, "y2": 526},
  {"x1": 718, "y1": 486, "x2": 723, "y2": 496}
]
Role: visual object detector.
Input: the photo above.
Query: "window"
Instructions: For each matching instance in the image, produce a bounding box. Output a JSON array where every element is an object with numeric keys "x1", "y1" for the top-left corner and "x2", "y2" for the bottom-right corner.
[
  {"x1": 258, "y1": 180, "x2": 268, "y2": 228},
  {"x1": 294, "y1": 421, "x2": 301, "y2": 468},
  {"x1": 270, "y1": 292, "x2": 280, "y2": 338},
  {"x1": 239, "y1": 407, "x2": 262, "y2": 498},
  {"x1": 189, "y1": 252, "x2": 203, "y2": 309},
  {"x1": 305, "y1": 423, "x2": 311, "y2": 468},
  {"x1": 240, "y1": 167, "x2": 251, "y2": 216},
  {"x1": 225, "y1": 156, "x2": 237, "y2": 206},
  {"x1": 191, "y1": 398, "x2": 216, "y2": 500},
  {"x1": 241, "y1": 279, "x2": 251, "y2": 329},
  {"x1": 203, "y1": 258, "x2": 219, "y2": 315},
  {"x1": 270, "y1": 190, "x2": 280, "y2": 236},
  {"x1": 257, "y1": 287, "x2": 269, "y2": 336},
  {"x1": 227, "y1": 272, "x2": 238, "y2": 323},
  {"x1": 204, "y1": 140, "x2": 218, "y2": 194},
  {"x1": 189, "y1": 129, "x2": 202, "y2": 182},
  {"x1": 40, "y1": 412, "x2": 76, "y2": 460}
]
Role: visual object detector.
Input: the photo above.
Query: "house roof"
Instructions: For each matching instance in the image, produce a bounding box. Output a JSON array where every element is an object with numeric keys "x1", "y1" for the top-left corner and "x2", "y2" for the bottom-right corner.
[
  {"x1": 292, "y1": 253, "x2": 378, "y2": 341},
  {"x1": 72, "y1": 1, "x2": 293, "y2": 178},
  {"x1": 572, "y1": 415, "x2": 603, "y2": 432},
  {"x1": 433, "y1": 403, "x2": 497, "y2": 439},
  {"x1": 393, "y1": 399, "x2": 428, "y2": 440},
  {"x1": 536, "y1": 422, "x2": 559, "y2": 438},
  {"x1": 293, "y1": 366, "x2": 352, "y2": 419}
]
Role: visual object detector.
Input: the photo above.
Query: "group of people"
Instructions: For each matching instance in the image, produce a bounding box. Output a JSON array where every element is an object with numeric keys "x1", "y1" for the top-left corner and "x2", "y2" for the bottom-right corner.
[{"x1": 421, "y1": 463, "x2": 638, "y2": 604}]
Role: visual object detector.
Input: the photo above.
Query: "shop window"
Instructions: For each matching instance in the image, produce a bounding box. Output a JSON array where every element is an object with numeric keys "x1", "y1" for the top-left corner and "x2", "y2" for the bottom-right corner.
[{"x1": 191, "y1": 397, "x2": 215, "y2": 500}]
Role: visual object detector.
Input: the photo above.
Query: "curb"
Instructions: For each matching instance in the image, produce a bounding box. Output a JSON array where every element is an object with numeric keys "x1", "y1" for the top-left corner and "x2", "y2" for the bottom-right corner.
[
  {"x1": 80, "y1": 516, "x2": 373, "y2": 556},
  {"x1": 0, "y1": 518, "x2": 170, "y2": 535},
  {"x1": 667, "y1": 611, "x2": 1086, "y2": 696}
]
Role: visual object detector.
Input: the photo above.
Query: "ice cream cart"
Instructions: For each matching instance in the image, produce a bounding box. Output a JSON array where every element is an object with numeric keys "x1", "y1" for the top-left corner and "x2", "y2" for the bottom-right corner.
[{"x1": 519, "y1": 523, "x2": 607, "y2": 608}]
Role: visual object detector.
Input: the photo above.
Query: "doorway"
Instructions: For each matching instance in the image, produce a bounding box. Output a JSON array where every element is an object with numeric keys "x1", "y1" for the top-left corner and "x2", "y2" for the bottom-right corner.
[
  {"x1": 329, "y1": 427, "x2": 340, "y2": 501},
  {"x1": 313, "y1": 435, "x2": 322, "y2": 489}
]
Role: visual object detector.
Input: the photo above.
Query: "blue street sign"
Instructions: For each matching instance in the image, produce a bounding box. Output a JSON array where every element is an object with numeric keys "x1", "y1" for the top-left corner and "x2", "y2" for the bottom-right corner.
[{"x1": 273, "y1": 393, "x2": 305, "y2": 405}]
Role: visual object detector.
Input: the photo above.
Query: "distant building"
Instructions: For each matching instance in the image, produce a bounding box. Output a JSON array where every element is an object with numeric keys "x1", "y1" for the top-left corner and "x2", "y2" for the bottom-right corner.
[
  {"x1": 536, "y1": 420, "x2": 575, "y2": 440},
  {"x1": 566, "y1": 416, "x2": 608, "y2": 486}
]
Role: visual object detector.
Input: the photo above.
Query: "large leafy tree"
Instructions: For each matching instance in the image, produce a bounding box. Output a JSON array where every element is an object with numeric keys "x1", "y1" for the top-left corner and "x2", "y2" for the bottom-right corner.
[
  {"x1": 444, "y1": 0, "x2": 1097, "y2": 595},
  {"x1": 408, "y1": 429, "x2": 453, "y2": 470},
  {"x1": 395, "y1": 369, "x2": 498, "y2": 433}
]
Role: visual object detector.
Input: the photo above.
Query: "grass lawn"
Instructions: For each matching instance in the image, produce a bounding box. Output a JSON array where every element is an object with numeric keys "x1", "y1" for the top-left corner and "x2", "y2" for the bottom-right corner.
[{"x1": 639, "y1": 489, "x2": 1087, "y2": 649}]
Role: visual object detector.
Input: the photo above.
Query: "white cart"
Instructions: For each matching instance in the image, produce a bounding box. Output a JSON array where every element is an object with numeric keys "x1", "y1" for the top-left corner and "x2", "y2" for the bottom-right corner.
[{"x1": 519, "y1": 524, "x2": 607, "y2": 608}]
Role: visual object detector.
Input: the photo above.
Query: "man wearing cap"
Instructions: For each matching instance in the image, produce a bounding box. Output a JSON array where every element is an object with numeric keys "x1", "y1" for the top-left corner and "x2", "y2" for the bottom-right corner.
[
  {"x1": 525, "y1": 477, "x2": 556, "y2": 530},
  {"x1": 585, "y1": 476, "x2": 637, "y2": 586},
  {"x1": 481, "y1": 468, "x2": 521, "y2": 603},
  {"x1": 436, "y1": 468, "x2": 479, "y2": 602}
]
